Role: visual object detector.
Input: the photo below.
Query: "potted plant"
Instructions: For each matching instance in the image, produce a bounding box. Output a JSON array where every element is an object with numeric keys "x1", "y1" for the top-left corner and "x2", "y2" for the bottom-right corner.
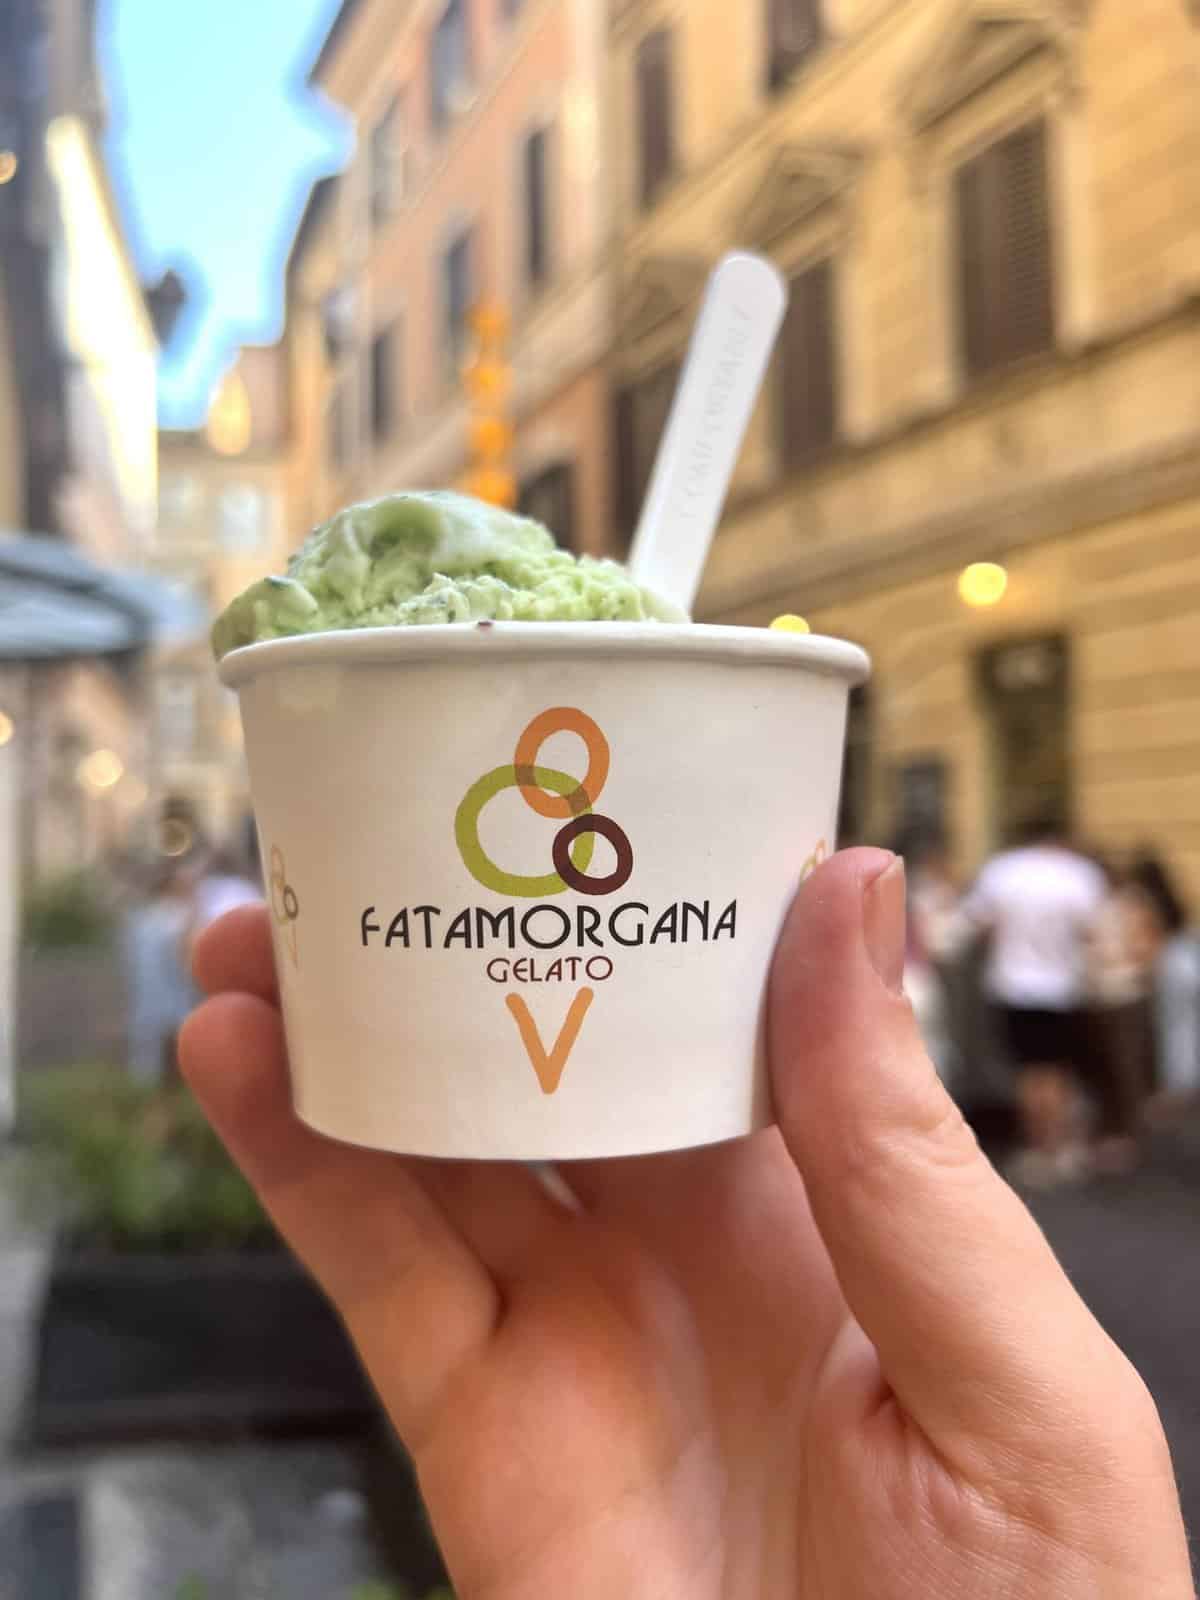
[{"x1": 20, "y1": 1064, "x2": 373, "y2": 1445}]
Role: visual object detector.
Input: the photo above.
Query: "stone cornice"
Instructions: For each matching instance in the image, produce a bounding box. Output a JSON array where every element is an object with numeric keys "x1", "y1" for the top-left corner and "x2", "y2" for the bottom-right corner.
[
  {"x1": 731, "y1": 142, "x2": 867, "y2": 248},
  {"x1": 898, "y1": 2, "x2": 1085, "y2": 132},
  {"x1": 703, "y1": 431, "x2": 1200, "y2": 622},
  {"x1": 614, "y1": 254, "x2": 709, "y2": 349}
]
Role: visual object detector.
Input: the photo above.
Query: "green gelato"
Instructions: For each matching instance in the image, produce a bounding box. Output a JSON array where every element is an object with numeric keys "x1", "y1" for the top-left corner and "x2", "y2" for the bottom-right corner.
[{"x1": 212, "y1": 490, "x2": 683, "y2": 658}]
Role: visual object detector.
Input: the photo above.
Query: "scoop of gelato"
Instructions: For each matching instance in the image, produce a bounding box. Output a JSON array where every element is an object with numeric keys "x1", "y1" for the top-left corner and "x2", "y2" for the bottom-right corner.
[{"x1": 211, "y1": 491, "x2": 684, "y2": 658}]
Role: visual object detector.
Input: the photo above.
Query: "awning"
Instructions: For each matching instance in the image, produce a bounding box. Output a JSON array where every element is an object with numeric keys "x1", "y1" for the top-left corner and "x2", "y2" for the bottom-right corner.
[{"x1": 0, "y1": 532, "x2": 205, "y2": 662}]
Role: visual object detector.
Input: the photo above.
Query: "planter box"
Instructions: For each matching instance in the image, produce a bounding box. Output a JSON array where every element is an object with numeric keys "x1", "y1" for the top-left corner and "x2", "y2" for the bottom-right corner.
[{"x1": 26, "y1": 1245, "x2": 374, "y2": 1448}]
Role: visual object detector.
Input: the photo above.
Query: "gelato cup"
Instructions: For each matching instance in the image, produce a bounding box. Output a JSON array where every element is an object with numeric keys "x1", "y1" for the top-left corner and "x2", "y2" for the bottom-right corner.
[{"x1": 220, "y1": 621, "x2": 869, "y2": 1160}]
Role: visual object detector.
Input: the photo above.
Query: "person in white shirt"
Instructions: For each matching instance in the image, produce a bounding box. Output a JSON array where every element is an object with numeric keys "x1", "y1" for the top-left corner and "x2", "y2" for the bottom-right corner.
[
  {"x1": 190, "y1": 845, "x2": 262, "y2": 947},
  {"x1": 961, "y1": 820, "x2": 1107, "y2": 1180}
]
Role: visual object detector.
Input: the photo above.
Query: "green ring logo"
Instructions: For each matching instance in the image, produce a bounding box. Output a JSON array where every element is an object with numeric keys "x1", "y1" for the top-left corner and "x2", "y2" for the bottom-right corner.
[{"x1": 455, "y1": 707, "x2": 634, "y2": 898}]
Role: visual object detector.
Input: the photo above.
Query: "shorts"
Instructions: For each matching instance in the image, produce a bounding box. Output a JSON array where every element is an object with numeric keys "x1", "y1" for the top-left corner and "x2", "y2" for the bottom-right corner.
[{"x1": 997, "y1": 1006, "x2": 1080, "y2": 1068}]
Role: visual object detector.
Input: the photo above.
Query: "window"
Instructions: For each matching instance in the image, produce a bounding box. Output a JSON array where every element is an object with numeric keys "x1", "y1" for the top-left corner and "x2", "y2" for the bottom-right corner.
[
  {"x1": 635, "y1": 29, "x2": 675, "y2": 209},
  {"x1": 216, "y1": 485, "x2": 271, "y2": 554},
  {"x1": 369, "y1": 94, "x2": 409, "y2": 227},
  {"x1": 778, "y1": 258, "x2": 838, "y2": 464},
  {"x1": 519, "y1": 462, "x2": 576, "y2": 550},
  {"x1": 430, "y1": 0, "x2": 471, "y2": 135},
  {"x1": 613, "y1": 360, "x2": 680, "y2": 550},
  {"x1": 328, "y1": 383, "x2": 350, "y2": 471},
  {"x1": 322, "y1": 285, "x2": 356, "y2": 363},
  {"x1": 954, "y1": 120, "x2": 1054, "y2": 380},
  {"x1": 523, "y1": 125, "x2": 551, "y2": 290},
  {"x1": 977, "y1": 635, "x2": 1070, "y2": 844},
  {"x1": 370, "y1": 323, "x2": 401, "y2": 441},
  {"x1": 766, "y1": 0, "x2": 823, "y2": 92},
  {"x1": 443, "y1": 226, "x2": 475, "y2": 372}
]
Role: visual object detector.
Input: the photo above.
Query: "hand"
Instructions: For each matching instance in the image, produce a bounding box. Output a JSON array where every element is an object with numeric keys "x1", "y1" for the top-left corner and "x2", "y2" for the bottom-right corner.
[{"x1": 181, "y1": 849, "x2": 1192, "y2": 1599}]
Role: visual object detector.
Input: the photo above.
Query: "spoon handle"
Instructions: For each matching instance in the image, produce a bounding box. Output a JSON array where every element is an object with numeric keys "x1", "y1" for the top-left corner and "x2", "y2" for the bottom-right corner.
[{"x1": 628, "y1": 251, "x2": 787, "y2": 615}]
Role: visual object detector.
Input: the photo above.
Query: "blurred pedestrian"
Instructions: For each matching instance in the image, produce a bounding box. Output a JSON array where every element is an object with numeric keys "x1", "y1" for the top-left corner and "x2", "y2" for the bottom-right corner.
[
  {"x1": 124, "y1": 862, "x2": 201, "y2": 1086},
  {"x1": 192, "y1": 843, "x2": 261, "y2": 938},
  {"x1": 961, "y1": 818, "x2": 1106, "y2": 1185},
  {"x1": 1083, "y1": 856, "x2": 1156, "y2": 1174},
  {"x1": 1129, "y1": 852, "x2": 1200, "y2": 1116}
]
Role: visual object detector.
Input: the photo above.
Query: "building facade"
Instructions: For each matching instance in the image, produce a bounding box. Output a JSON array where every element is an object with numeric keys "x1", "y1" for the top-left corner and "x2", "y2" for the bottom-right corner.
[
  {"x1": 611, "y1": 0, "x2": 1200, "y2": 898},
  {"x1": 0, "y1": 0, "x2": 161, "y2": 876},
  {"x1": 294, "y1": 0, "x2": 614, "y2": 554},
  {"x1": 152, "y1": 347, "x2": 292, "y2": 846}
]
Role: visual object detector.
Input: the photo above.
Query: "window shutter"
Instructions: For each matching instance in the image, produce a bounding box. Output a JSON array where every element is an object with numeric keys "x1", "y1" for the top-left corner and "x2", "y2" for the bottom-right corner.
[
  {"x1": 613, "y1": 360, "x2": 680, "y2": 553},
  {"x1": 636, "y1": 30, "x2": 675, "y2": 208},
  {"x1": 328, "y1": 383, "x2": 349, "y2": 470},
  {"x1": 955, "y1": 152, "x2": 992, "y2": 378},
  {"x1": 370, "y1": 326, "x2": 394, "y2": 441},
  {"x1": 955, "y1": 120, "x2": 1054, "y2": 379},
  {"x1": 519, "y1": 462, "x2": 577, "y2": 550},
  {"x1": 767, "y1": 0, "x2": 823, "y2": 91},
  {"x1": 444, "y1": 227, "x2": 474, "y2": 370},
  {"x1": 430, "y1": 0, "x2": 469, "y2": 135},
  {"x1": 1000, "y1": 121, "x2": 1054, "y2": 363},
  {"x1": 613, "y1": 386, "x2": 638, "y2": 546},
  {"x1": 524, "y1": 126, "x2": 549, "y2": 287},
  {"x1": 780, "y1": 258, "x2": 837, "y2": 463}
]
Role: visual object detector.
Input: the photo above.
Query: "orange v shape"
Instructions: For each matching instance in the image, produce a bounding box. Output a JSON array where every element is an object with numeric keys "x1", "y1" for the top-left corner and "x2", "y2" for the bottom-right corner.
[{"x1": 504, "y1": 988, "x2": 595, "y2": 1095}]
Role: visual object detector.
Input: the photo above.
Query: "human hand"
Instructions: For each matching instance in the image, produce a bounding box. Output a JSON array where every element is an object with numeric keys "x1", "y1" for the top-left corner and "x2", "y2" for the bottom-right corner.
[{"x1": 181, "y1": 848, "x2": 1192, "y2": 1599}]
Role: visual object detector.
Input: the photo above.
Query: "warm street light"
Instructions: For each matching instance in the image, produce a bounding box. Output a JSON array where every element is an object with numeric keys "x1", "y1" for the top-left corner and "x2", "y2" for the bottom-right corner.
[
  {"x1": 0, "y1": 711, "x2": 12, "y2": 748},
  {"x1": 0, "y1": 152, "x2": 17, "y2": 185},
  {"x1": 958, "y1": 562, "x2": 1008, "y2": 608},
  {"x1": 78, "y1": 748, "x2": 124, "y2": 792}
]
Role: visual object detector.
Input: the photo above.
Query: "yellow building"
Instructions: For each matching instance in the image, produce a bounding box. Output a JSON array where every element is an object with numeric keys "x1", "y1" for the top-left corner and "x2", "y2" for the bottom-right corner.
[
  {"x1": 152, "y1": 347, "x2": 292, "y2": 845},
  {"x1": 611, "y1": 0, "x2": 1200, "y2": 899},
  {"x1": 292, "y1": 0, "x2": 614, "y2": 552}
]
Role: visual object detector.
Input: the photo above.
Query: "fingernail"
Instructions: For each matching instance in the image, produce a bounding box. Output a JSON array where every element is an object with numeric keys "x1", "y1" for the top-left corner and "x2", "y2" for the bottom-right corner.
[{"x1": 863, "y1": 857, "x2": 906, "y2": 994}]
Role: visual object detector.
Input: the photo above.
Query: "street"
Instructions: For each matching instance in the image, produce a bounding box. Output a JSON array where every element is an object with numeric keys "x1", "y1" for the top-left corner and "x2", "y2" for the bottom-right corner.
[{"x1": 1022, "y1": 1122, "x2": 1200, "y2": 1560}]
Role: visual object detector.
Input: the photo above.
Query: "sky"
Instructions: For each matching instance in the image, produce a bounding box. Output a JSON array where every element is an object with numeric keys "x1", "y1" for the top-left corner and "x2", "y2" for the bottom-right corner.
[{"x1": 98, "y1": 0, "x2": 353, "y2": 427}]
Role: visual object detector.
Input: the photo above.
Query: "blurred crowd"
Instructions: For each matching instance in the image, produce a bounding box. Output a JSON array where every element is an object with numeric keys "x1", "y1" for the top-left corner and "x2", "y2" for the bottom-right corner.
[
  {"x1": 122, "y1": 843, "x2": 260, "y2": 1087},
  {"x1": 115, "y1": 819, "x2": 1200, "y2": 1188},
  {"x1": 903, "y1": 823, "x2": 1200, "y2": 1186}
]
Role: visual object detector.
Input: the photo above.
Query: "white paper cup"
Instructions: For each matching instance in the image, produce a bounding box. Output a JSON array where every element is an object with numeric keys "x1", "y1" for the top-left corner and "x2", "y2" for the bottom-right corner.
[{"x1": 220, "y1": 623, "x2": 869, "y2": 1160}]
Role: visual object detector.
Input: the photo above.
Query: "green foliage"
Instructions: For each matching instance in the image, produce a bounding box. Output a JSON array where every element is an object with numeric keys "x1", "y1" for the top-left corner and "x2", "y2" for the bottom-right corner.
[
  {"x1": 174, "y1": 1579, "x2": 209, "y2": 1600},
  {"x1": 22, "y1": 869, "x2": 115, "y2": 949},
  {"x1": 21, "y1": 1065, "x2": 274, "y2": 1253}
]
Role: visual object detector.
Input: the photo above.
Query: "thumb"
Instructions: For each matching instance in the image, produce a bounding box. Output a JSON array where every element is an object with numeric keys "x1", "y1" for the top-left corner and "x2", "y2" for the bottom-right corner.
[{"x1": 769, "y1": 848, "x2": 1136, "y2": 1464}]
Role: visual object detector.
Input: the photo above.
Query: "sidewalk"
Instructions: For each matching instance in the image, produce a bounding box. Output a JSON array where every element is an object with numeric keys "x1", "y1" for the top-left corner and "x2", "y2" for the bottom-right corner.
[{"x1": 0, "y1": 1150, "x2": 396, "y2": 1599}]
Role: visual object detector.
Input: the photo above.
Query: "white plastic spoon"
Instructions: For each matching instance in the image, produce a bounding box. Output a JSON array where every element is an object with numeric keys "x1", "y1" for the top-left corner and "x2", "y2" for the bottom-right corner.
[{"x1": 627, "y1": 251, "x2": 787, "y2": 616}]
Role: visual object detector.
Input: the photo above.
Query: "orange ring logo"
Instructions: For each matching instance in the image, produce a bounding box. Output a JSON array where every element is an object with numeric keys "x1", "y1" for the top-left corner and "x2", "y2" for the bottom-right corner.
[
  {"x1": 269, "y1": 845, "x2": 300, "y2": 965},
  {"x1": 455, "y1": 707, "x2": 634, "y2": 898}
]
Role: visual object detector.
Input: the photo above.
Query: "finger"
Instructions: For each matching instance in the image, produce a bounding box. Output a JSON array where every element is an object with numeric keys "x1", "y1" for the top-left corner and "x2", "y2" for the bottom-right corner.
[
  {"x1": 193, "y1": 905, "x2": 279, "y2": 1003},
  {"x1": 423, "y1": 1160, "x2": 575, "y2": 1280},
  {"x1": 564, "y1": 1133, "x2": 832, "y2": 1299},
  {"x1": 768, "y1": 848, "x2": 1127, "y2": 1467},
  {"x1": 179, "y1": 994, "x2": 498, "y2": 1451}
]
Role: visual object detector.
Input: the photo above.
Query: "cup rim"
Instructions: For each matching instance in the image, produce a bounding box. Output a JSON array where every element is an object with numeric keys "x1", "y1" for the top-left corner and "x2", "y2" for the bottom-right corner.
[{"x1": 217, "y1": 621, "x2": 871, "y2": 689}]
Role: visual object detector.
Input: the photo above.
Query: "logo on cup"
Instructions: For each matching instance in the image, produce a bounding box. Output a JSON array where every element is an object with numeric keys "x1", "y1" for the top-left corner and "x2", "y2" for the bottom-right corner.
[
  {"x1": 452, "y1": 707, "x2": 636, "y2": 1096},
  {"x1": 269, "y1": 845, "x2": 300, "y2": 966},
  {"x1": 455, "y1": 707, "x2": 634, "y2": 898}
]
